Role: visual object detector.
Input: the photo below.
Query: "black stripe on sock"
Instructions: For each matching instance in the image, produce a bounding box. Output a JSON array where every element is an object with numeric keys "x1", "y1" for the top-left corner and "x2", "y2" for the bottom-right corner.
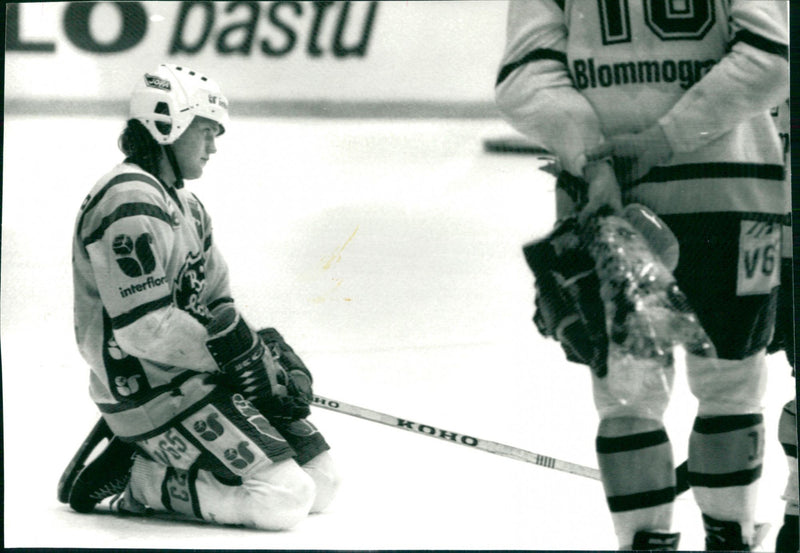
[
  {"x1": 688, "y1": 465, "x2": 763, "y2": 488},
  {"x1": 781, "y1": 443, "x2": 798, "y2": 459},
  {"x1": 596, "y1": 429, "x2": 669, "y2": 454},
  {"x1": 607, "y1": 486, "x2": 676, "y2": 512},
  {"x1": 692, "y1": 414, "x2": 763, "y2": 434}
]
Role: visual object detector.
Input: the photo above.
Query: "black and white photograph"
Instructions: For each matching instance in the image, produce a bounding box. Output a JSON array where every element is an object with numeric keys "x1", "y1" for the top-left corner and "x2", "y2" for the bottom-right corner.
[{"x1": 2, "y1": 1, "x2": 796, "y2": 550}]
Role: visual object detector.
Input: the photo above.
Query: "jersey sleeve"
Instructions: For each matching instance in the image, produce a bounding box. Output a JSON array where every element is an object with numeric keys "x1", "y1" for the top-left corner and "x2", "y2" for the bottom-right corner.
[
  {"x1": 494, "y1": 0, "x2": 607, "y2": 175},
  {"x1": 77, "y1": 176, "x2": 217, "y2": 371},
  {"x1": 658, "y1": 1, "x2": 789, "y2": 153}
]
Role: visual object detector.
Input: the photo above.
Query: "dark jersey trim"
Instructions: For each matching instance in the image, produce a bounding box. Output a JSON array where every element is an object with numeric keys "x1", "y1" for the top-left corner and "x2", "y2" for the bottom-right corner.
[
  {"x1": 78, "y1": 172, "x2": 166, "y2": 239},
  {"x1": 661, "y1": 211, "x2": 791, "y2": 225},
  {"x1": 496, "y1": 48, "x2": 567, "y2": 86},
  {"x1": 97, "y1": 370, "x2": 198, "y2": 414},
  {"x1": 111, "y1": 294, "x2": 173, "y2": 329},
  {"x1": 112, "y1": 389, "x2": 219, "y2": 442},
  {"x1": 632, "y1": 162, "x2": 784, "y2": 185},
  {"x1": 731, "y1": 29, "x2": 789, "y2": 60},
  {"x1": 83, "y1": 202, "x2": 175, "y2": 247}
]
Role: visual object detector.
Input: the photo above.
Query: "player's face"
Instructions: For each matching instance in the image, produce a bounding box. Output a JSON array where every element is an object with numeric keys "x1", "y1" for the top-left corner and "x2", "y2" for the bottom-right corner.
[{"x1": 172, "y1": 116, "x2": 221, "y2": 180}]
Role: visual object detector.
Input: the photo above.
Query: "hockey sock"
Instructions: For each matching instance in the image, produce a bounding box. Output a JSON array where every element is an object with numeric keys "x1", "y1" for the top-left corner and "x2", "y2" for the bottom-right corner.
[
  {"x1": 778, "y1": 400, "x2": 798, "y2": 518},
  {"x1": 777, "y1": 399, "x2": 799, "y2": 553},
  {"x1": 596, "y1": 423, "x2": 675, "y2": 547},
  {"x1": 776, "y1": 514, "x2": 799, "y2": 553},
  {"x1": 689, "y1": 414, "x2": 764, "y2": 543}
]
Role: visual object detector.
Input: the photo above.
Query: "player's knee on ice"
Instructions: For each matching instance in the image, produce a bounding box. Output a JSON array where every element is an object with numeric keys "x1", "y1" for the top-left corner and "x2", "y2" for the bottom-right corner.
[
  {"x1": 302, "y1": 451, "x2": 341, "y2": 513},
  {"x1": 242, "y1": 459, "x2": 316, "y2": 530}
]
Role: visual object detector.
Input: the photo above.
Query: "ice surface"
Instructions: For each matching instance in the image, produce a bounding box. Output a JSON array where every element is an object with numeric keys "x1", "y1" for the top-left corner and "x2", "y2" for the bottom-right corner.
[{"x1": 1, "y1": 115, "x2": 793, "y2": 550}]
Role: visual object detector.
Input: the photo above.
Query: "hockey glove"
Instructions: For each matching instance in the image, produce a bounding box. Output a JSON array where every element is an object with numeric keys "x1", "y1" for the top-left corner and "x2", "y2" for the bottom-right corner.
[
  {"x1": 523, "y1": 216, "x2": 609, "y2": 377},
  {"x1": 205, "y1": 306, "x2": 291, "y2": 415},
  {"x1": 257, "y1": 327, "x2": 314, "y2": 421}
]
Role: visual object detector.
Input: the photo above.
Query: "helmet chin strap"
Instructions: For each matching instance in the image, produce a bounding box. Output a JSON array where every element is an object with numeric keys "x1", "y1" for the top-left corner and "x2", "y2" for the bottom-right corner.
[{"x1": 163, "y1": 144, "x2": 185, "y2": 189}]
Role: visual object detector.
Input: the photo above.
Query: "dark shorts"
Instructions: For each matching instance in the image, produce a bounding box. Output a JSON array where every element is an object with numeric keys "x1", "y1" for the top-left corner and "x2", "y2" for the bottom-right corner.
[{"x1": 660, "y1": 213, "x2": 780, "y2": 360}]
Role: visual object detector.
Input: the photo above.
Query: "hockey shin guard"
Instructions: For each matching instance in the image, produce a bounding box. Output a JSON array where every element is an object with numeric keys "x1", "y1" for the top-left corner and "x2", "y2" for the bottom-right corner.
[
  {"x1": 776, "y1": 400, "x2": 799, "y2": 553},
  {"x1": 596, "y1": 423, "x2": 676, "y2": 547},
  {"x1": 689, "y1": 414, "x2": 764, "y2": 546}
]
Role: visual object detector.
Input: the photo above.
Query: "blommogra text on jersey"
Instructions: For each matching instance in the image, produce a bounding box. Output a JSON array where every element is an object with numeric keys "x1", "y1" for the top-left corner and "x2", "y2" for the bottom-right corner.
[
  {"x1": 571, "y1": 56, "x2": 717, "y2": 91},
  {"x1": 118, "y1": 275, "x2": 168, "y2": 298}
]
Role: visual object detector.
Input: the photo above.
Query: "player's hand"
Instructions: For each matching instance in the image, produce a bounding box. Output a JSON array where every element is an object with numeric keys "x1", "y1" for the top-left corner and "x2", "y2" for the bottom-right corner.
[
  {"x1": 608, "y1": 124, "x2": 673, "y2": 184},
  {"x1": 581, "y1": 158, "x2": 622, "y2": 222}
]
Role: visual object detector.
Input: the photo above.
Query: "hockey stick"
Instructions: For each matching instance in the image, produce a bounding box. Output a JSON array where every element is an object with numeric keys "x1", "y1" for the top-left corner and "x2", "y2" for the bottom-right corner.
[
  {"x1": 312, "y1": 395, "x2": 601, "y2": 481},
  {"x1": 58, "y1": 397, "x2": 690, "y2": 502},
  {"x1": 312, "y1": 395, "x2": 692, "y2": 494}
]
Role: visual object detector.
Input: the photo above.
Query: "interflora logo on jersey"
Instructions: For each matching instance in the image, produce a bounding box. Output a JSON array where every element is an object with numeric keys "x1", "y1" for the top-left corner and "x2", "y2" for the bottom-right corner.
[
  {"x1": 8, "y1": 2, "x2": 378, "y2": 58},
  {"x1": 113, "y1": 233, "x2": 168, "y2": 298}
]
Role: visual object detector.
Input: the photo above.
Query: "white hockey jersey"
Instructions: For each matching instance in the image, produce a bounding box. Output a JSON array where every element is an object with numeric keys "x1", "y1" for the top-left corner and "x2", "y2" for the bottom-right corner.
[
  {"x1": 73, "y1": 162, "x2": 232, "y2": 438},
  {"x1": 495, "y1": 0, "x2": 789, "y2": 218}
]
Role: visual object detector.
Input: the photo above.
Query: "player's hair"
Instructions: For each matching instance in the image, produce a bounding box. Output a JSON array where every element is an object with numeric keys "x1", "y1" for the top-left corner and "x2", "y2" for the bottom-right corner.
[{"x1": 118, "y1": 119, "x2": 163, "y2": 177}]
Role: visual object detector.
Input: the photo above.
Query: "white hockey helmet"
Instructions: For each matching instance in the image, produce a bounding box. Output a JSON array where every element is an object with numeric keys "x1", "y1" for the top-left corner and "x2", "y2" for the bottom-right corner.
[{"x1": 129, "y1": 64, "x2": 229, "y2": 145}]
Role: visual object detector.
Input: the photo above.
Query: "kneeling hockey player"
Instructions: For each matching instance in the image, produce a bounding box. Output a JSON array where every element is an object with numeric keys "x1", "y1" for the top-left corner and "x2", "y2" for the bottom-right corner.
[
  {"x1": 495, "y1": 1, "x2": 789, "y2": 550},
  {"x1": 59, "y1": 63, "x2": 340, "y2": 530}
]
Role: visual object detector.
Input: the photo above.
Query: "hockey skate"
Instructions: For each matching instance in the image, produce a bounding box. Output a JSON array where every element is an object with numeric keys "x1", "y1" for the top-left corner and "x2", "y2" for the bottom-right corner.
[
  {"x1": 631, "y1": 530, "x2": 680, "y2": 550},
  {"x1": 703, "y1": 514, "x2": 771, "y2": 551},
  {"x1": 60, "y1": 418, "x2": 137, "y2": 513},
  {"x1": 108, "y1": 481, "x2": 150, "y2": 516}
]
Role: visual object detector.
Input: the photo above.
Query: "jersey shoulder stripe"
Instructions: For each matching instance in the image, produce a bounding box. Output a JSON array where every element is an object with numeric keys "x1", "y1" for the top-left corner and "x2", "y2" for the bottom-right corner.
[
  {"x1": 82, "y1": 202, "x2": 175, "y2": 247},
  {"x1": 79, "y1": 172, "x2": 164, "y2": 228},
  {"x1": 78, "y1": 171, "x2": 168, "y2": 240}
]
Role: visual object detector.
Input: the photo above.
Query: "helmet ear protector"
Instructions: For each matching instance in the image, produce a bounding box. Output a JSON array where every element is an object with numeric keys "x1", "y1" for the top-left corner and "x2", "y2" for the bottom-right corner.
[{"x1": 129, "y1": 64, "x2": 229, "y2": 145}]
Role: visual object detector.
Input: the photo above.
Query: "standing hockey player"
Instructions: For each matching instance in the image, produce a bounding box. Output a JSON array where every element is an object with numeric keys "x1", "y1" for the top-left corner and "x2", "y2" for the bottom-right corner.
[
  {"x1": 61, "y1": 63, "x2": 340, "y2": 530},
  {"x1": 495, "y1": 1, "x2": 788, "y2": 550},
  {"x1": 768, "y1": 98, "x2": 798, "y2": 553}
]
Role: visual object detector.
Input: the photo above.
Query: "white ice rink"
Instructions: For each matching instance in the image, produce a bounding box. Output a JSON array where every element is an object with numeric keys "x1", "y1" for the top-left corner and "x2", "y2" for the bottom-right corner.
[{"x1": 2, "y1": 115, "x2": 794, "y2": 550}]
